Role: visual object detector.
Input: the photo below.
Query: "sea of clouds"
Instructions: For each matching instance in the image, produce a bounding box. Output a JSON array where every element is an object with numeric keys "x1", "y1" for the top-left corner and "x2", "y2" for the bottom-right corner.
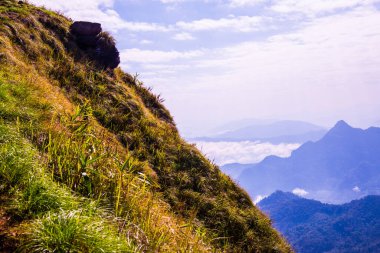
[{"x1": 194, "y1": 141, "x2": 301, "y2": 165}]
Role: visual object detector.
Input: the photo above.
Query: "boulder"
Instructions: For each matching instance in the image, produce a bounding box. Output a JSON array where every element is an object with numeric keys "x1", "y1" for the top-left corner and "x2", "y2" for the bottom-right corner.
[
  {"x1": 76, "y1": 35, "x2": 100, "y2": 48},
  {"x1": 70, "y1": 21, "x2": 102, "y2": 36},
  {"x1": 95, "y1": 36, "x2": 120, "y2": 69},
  {"x1": 70, "y1": 21, "x2": 120, "y2": 69}
]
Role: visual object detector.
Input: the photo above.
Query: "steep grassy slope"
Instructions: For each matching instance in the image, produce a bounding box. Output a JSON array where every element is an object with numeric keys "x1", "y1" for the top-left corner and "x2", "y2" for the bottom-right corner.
[{"x1": 0, "y1": 1, "x2": 292, "y2": 252}]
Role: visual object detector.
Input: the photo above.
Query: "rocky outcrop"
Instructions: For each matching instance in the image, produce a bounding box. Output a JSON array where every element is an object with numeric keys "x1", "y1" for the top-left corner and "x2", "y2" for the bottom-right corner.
[
  {"x1": 70, "y1": 21, "x2": 120, "y2": 69},
  {"x1": 70, "y1": 21, "x2": 101, "y2": 36},
  {"x1": 95, "y1": 35, "x2": 120, "y2": 69}
]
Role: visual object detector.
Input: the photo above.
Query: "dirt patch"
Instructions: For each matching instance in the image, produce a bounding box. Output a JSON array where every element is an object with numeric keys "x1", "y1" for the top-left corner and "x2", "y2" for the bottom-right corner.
[{"x1": 0, "y1": 203, "x2": 19, "y2": 253}]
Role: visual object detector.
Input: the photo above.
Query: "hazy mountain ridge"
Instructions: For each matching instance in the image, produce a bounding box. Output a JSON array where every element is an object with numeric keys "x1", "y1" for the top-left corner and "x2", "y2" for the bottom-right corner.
[
  {"x1": 259, "y1": 191, "x2": 380, "y2": 253},
  {"x1": 193, "y1": 120, "x2": 327, "y2": 144},
  {"x1": 234, "y1": 120, "x2": 380, "y2": 203}
]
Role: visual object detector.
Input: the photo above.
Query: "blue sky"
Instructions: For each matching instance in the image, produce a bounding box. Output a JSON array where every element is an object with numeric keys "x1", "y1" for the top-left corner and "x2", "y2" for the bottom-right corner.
[{"x1": 31, "y1": 0, "x2": 380, "y2": 137}]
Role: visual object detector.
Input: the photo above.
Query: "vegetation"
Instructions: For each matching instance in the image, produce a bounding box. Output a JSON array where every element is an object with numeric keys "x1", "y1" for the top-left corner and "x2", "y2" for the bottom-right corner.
[
  {"x1": 0, "y1": 0, "x2": 292, "y2": 252},
  {"x1": 259, "y1": 191, "x2": 380, "y2": 253}
]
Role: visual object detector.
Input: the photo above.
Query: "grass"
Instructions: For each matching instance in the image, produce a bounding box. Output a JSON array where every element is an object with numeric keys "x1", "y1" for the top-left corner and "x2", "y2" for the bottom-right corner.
[
  {"x1": 0, "y1": 0, "x2": 293, "y2": 252},
  {"x1": 0, "y1": 124, "x2": 137, "y2": 252},
  {"x1": 22, "y1": 209, "x2": 135, "y2": 253}
]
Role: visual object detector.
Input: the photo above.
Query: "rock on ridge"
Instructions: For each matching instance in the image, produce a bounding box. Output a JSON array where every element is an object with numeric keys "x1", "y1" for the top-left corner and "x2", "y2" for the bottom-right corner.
[
  {"x1": 69, "y1": 21, "x2": 120, "y2": 69},
  {"x1": 70, "y1": 21, "x2": 102, "y2": 36}
]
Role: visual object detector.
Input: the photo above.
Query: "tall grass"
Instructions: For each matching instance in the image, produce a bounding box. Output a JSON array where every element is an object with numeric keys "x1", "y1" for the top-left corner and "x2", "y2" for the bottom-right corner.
[
  {"x1": 21, "y1": 209, "x2": 136, "y2": 253},
  {"x1": 0, "y1": 125, "x2": 33, "y2": 194},
  {"x1": 41, "y1": 105, "x2": 209, "y2": 251},
  {"x1": 0, "y1": 124, "x2": 138, "y2": 252}
]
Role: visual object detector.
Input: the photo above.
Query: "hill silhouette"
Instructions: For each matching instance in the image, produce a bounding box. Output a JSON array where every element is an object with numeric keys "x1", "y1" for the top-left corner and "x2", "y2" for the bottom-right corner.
[
  {"x1": 235, "y1": 120, "x2": 380, "y2": 203},
  {"x1": 193, "y1": 120, "x2": 326, "y2": 144}
]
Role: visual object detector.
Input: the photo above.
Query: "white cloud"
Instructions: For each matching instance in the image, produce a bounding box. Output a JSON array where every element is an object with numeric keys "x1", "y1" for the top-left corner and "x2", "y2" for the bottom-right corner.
[
  {"x1": 194, "y1": 141, "x2": 300, "y2": 165},
  {"x1": 254, "y1": 195, "x2": 267, "y2": 204},
  {"x1": 229, "y1": 0, "x2": 266, "y2": 7},
  {"x1": 353, "y1": 186, "x2": 361, "y2": 192},
  {"x1": 176, "y1": 16, "x2": 269, "y2": 32},
  {"x1": 172, "y1": 32, "x2": 196, "y2": 41},
  {"x1": 149, "y1": 7, "x2": 380, "y2": 130},
  {"x1": 292, "y1": 188, "x2": 308, "y2": 197},
  {"x1": 140, "y1": 40, "x2": 153, "y2": 45},
  {"x1": 30, "y1": 0, "x2": 114, "y2": 9},
  {"x1": 121, "y1": 48, "x2": 204, "y2": 63},
  {"x1": 271, "y1": 0, "x2": 380, "y2": 16},
  {"x1": 160, "y1": 0, "x2": 187, "y2": 3},
  {"x1": 29, "y1": 0, "x2": 169, "y2": 33},
  {"x1": 117, "y1": 22, "x2": 169, "y2": 32}
]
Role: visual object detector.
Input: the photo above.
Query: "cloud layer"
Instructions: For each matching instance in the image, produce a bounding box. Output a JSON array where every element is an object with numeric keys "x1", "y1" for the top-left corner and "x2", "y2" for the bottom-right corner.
[{"x1": 195, "y1": 141, "x2": 300, "y2": 165}]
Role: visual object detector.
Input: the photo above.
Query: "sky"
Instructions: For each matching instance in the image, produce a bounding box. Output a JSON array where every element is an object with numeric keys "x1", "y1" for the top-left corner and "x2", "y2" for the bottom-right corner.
[{"x1": 30, "y1": 0, "x2": 380, "y2": 137}]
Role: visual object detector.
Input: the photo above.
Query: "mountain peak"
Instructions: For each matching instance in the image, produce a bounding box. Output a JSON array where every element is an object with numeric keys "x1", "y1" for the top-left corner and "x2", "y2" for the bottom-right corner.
[
  {"x1": 260, "y1": 191, "x2": 300, "y2": 204},
  {"x1": 334, "y1": 120, "x2": 351, "y2": 129},
  {"x1": 325, "y1": 120, "x2": 355, "y2": 137}
]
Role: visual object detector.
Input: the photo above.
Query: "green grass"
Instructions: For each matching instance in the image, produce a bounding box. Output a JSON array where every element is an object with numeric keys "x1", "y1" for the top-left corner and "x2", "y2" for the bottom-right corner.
[
  {"x1": 0, "y1": 5, "x2": 29, "y2": 16},
  {"x1": 22, "y1": 209, "x2": 135, "y2": 253},
  {"x1": 0, "y1": 123, "x2": 138, "y2": 251},
  {"x1": 16, "y1": 178, "x2": 77, "y2": 217},
  {"x1": 0, "y1": 125, "x2": 33, "y2": 194}
]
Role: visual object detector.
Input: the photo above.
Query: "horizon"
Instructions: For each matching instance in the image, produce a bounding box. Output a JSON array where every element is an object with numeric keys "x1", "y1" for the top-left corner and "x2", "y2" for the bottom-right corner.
[{"x1": 29, "y1": 0, "x2": 380, "y2": 137}]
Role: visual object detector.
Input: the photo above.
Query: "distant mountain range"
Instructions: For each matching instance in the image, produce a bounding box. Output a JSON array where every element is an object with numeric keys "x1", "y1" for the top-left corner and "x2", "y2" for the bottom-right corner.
[
  {"x1": 192, "y1": 120, "x2": 327, "y2": 144},
  {"x1": 225, "y1": 121, "x2": 380, "y2": 203},
  {"x1": 258, "y1": 191, "x2": 380, "y2": 253}
]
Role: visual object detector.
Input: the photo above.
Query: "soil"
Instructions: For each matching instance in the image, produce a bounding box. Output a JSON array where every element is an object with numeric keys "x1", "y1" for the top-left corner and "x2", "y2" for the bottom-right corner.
[{"x1": 0, "y1": 200, "x2": 19, "y2": 253}]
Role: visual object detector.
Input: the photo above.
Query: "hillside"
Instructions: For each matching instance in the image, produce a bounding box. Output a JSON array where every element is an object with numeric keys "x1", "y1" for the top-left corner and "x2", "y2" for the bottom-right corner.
[
  {"x1": 235, "y1": 120, "x2": 380, "y2": 203},
  {"x1": 0, "y1": 0, "x2": 292, "y2": 252},
  {"x1": 259, "y1": 191, "x2": 380, "y2": 253}
]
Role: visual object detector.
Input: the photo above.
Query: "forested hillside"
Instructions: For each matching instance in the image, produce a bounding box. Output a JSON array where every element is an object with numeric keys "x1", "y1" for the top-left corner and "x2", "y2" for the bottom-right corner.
[{"x1": 259, "y1": 191, "x2": 380, "y2": 253}]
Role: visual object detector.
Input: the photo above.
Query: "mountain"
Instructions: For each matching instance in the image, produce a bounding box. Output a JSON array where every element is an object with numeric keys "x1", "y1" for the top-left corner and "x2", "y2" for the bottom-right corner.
[
  {"x1": 0, "y1": 1, "x2": 291, "y2": 252},
  {"x1": 181, "y1": 118, "x2": 275, "y2": 139},
  {"x1": 206, "y1": 118, "x2": 275, "y2": 136},
  {"x1": 258, "y1": 191, "x2": 380, "y2": 253},
  {"x1": 234, "y1": 120, "x2": 380, "y2": 203},
  {"x1": 220, "y1": 163, "x2": 249, "y2": 179},
  {"x1": 193, "y1": 120, "x2": 327, "y2": 144}
]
